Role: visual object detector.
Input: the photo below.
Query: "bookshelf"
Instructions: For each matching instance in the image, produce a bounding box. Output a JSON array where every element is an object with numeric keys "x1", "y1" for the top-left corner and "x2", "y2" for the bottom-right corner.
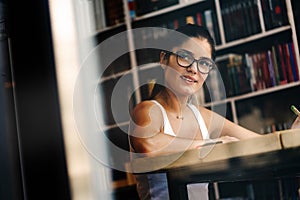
[{"x1": 92, "y1": 0, "x2": 300, "y2": 196}]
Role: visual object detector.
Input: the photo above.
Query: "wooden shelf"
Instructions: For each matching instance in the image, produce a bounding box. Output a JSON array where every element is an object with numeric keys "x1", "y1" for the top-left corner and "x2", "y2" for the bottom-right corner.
[
  {"x1": 215, "y1": 26, "x2": 292, "y2": 51},
  {"x1": 133, "y1": 0, "x2": 206, "y2": 21},
  {"x1": 204, "y1": 81, "x2": 300, "y2": 107}
]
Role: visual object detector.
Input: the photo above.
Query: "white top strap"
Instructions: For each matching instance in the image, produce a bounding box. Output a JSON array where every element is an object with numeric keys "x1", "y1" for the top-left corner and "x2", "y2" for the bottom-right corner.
[
  {"x1": 151, "y1": 100, "x2": 209, "y2": 139},
  {"x1": 187, "y1": 104, "x2": 210, "y2": 139},
  {"x1": 150, "y1": 100, "x2": 176, "y2": 136}
]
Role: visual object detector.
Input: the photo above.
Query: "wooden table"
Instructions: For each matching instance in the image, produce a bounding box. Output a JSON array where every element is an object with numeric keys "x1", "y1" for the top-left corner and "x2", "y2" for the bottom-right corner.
[{"x1": 130, "y1": 129, "x2": 300, "y2": 199}]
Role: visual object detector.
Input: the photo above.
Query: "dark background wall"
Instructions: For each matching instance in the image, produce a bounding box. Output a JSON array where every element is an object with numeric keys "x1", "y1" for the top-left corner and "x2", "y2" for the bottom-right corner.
[{"x1": 0, "y1": 0, "x2": 71, "y2": 199}]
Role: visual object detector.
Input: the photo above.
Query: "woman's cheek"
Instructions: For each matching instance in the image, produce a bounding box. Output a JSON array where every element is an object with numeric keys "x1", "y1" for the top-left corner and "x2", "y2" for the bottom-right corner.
[
  {"x1": 199, "y1": 74, "x2": 208, "y2": 85},
  {"x1": 201, "y1": 73, "x2": 208, "y2": 81}
]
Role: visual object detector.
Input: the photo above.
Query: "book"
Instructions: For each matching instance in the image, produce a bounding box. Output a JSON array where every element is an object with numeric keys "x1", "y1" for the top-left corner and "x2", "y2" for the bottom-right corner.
[
  {"x1": 135, "y1": 0, "x2": 179, "y2": 16},
  {"x1": 261, "y1": 0, "x2": 272, "y2": 30},
  {"x1": 195, "y1": 12, "x2": 204, "y2": 26},
  {"x1": 260, "y1": 51, "x2": 272, "y2": 88},
  {"x1": 128, "y1": 0, "x2": 136, "y2": 19},
  {"x1": 270, "y1": 46, "x2": 280, "y2": 85},
  {"x1": 245, "y1": 53, "x2": 256, "y2": 91},
  {"x1": 173, "y1": 19, "x2": 179, "y2": 29},
  {"x1": 221, "y1": 1, "x2": 233, "y2": 42},
  {"x1": 254, "y1": 53, "x2": 264, "y2": 90},
  {"x1": 216, "y1": 54, "x2": 235, "y2": 97},
  {"x1": 186, "y1": 15, "x2": 195, "y2": 25},
  {"x1": 241, "y1": 0, "x2": 254, "y2": 35},
  {"x1": 261, "y1": 0, "x2": 289, "y2": 30},
  {"x1": 282, "y1": 43, "x2": 294, "y2": 83},
  {"x1": 248, "y1": 0, "x2": 261, "y2": 34},
  {"x1": 269, "y1": 0, "x2": 289, "y2": 28},
  {"x1": 289, "y1": 42, "x2": 299, "y2": 81},
  {"x1": 266, "y1": 50, "x2": 277, "y2": 87},
  {"x1": 221, "y1": 0, "x2": 261, "y2": 41},
  {"x1": 288, "y1": 42, "x2": 299, "y2": 82},
  {"x1": 276, "y1": 44, "x2": 288, "y2": 84},
  {"x1": 236, "y1": 61, "x2": 252, "y2": 94},
  {"x1": 204, "y1": 10, "x2": 217, "y2": 44},
  {"x1": 211, "y1": 10, "x2": 221, "y2": 45},
  {"x1": 103, "y1": 0, "x2": 125, "y2": 26},
  {"x1": 216, "y1": 54, "x2": 252, "y2": 96}
]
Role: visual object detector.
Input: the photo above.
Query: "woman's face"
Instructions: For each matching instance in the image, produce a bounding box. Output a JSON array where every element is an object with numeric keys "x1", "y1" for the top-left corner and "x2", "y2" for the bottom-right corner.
[{"x1": 161, "y1": 37, "x2": 213, "y2": 97}]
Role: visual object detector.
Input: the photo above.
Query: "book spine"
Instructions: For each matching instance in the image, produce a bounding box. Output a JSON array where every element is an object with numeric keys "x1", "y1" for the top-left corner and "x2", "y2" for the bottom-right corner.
[
  {"x1": 128, "y1": 0, "x2": 136, "y2": 19},
  {"x1": 248, "y1": 0, "x2": 261, "y2": 34},
  {"x1": 290, "y1": 42, "x2": 299, "y2": 81},
  {"x1": 204, "y1": 10, "x2": 216, "y2": 43},
  {"x1": 268, "y1": 0, "x2": 289, "y2": 28},
  {"x1": 266, "y1": 50, "x2": 277, "y2": 87},
  {"x1": 186, "y1": 16, "x2": 195, "y2": 24},
  {"x1": 276, "y1": 44, "x2": 288, "y2": 84},
  {"x1": 260, "y1": 0, "x2": 272, "y2": 30},
  {"x1": 245, "y1": 53, "x2": 257, "y2": 91},
  {"x1": 196, "y1": 12, "x2": 203, "y2": 26},
  {"x1": 271, "y1": 46, "x2": 280, "y2": 85},
  {"x1": 251, "y1": 54, "x2": 262, "y2": 90},
  {"x1": 283, "y1": 43, "x2": 294, "y2": 82},
  {"x1": 274, "y1": 44, "x2": 288, "y2": 84},
  {"x1": 221, "y1": 2, "x2": 232, "y2": 42},
  {"x1": 260, "y1": 52, "x2": 272, "y2": 88},
  {"x1": 288, "y1": 42, "x2": 299, "y2": 81},
  {"x1": 242, "y1": 0, "x2": 253, "y2": 35},
  {"x1": 237, "y1": 60, "x2": 252, "y2": 94}
]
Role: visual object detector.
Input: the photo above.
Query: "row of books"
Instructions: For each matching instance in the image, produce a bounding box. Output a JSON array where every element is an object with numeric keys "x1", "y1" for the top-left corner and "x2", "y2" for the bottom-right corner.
[
  {"x1": 134, "y1": 0, "x2": 179, "y2": 16},
  {"x1": 221, "y1": 0, "x2": 261, "y2": 42},
  {"x1": 159, "y1": 0, "x2": 288, "y2": 44},
  {"x1": 261, "y1": 0, "x2": 289, "y2": 30},
  {"x1": 204, "y1": 41, "x2": 299, "y2": 101},
  {"x1": 104, "y1": 0, "x2": 125, "y2": 26},
  {"x1": 105, "y1": 0, "x2": 289, "y2": 40},
  {"x1": 159, "y1": 10, "x2": 221, "y2": 45},
  {"x1": 262, "y1": 122, "x2": 290, "y2": 134},
  {"x1": 132, "y1": 10, "x2": 221, "y2": 68},
  {"x1": 246, "y1": 42, "x2": 299, "y2": 91},
  {"x1": 204, "y1": 53, "x2": 252, "y2": 102}
]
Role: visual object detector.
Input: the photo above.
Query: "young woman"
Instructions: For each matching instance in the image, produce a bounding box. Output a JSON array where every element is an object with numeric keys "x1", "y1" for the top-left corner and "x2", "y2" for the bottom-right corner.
[{"x1": 129, "y1": 24, "x2": 300, "y2": 200}]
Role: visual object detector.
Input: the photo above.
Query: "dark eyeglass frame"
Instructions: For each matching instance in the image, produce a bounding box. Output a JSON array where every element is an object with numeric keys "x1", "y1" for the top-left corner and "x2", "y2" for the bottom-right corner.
[{"x1": 165, "y1": 50, "x2": 215, "y2": 74}]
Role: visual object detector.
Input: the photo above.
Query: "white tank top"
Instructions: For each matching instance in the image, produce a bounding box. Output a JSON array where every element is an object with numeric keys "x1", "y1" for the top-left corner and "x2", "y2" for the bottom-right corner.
[
  {"x1": 151, "y1": 100, "x2": 210, "y2": 139},
  {"x1": 133, "y1": 100, "x2": 210, "y2": 200}
]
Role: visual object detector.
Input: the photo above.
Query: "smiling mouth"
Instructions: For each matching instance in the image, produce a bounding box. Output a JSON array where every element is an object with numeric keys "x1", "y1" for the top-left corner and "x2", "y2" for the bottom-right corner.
[{"x1": 180, "y1": 76, "x2": 198, "y2": 83}]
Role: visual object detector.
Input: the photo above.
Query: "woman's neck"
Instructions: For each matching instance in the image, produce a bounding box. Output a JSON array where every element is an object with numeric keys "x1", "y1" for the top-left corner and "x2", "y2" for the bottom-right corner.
[{"x1": 155, "y1": 88, "x2": 189, "y2": 113}]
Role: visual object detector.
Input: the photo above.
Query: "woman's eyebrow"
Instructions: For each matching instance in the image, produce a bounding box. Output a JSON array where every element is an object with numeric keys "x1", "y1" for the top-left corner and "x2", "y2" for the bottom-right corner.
[{"x1": 178, "y1": 49, "x2": 194, "y2": 56}]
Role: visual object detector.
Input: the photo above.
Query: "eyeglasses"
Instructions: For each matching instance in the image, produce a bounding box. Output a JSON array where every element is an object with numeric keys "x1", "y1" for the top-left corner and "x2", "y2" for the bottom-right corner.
[{"x1": 166, "y1": 50, "x2": 215, "y2": 74}]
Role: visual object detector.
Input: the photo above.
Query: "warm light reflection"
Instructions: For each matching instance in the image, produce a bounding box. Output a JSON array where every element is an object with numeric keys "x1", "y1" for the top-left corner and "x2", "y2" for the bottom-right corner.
[{"x1": 48, "y1": 0, "x2": 112, "y2": 199}]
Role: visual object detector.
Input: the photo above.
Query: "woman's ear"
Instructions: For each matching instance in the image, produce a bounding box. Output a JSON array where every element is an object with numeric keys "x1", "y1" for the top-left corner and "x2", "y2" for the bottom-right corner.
[
  {"x1": 160, "y1": 51, "x2": 167, "y2": 64},
  {"x1": 160, "y1": 51, "x2": 168, "y2": 70}
]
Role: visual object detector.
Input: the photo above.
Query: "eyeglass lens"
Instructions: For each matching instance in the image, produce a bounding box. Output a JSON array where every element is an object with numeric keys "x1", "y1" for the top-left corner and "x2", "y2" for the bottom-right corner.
[{"x1": 176, "y1": 50, "x2": 214, "y2": 74}]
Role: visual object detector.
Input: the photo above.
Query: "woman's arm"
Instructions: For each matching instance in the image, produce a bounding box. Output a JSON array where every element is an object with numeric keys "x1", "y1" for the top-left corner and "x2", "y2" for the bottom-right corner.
[
  {"x1": 130, "y1": 132, "x2": 206, "y2": 156},
  {"x1": 200, "y1": 107, "x2": 260, "y2": 140},
  {"x1": 129, "y1": 101, "x2": 205, "y2": 156}
]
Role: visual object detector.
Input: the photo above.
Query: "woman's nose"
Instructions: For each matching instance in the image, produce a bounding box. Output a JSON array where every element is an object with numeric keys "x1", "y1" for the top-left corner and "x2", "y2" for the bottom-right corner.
[{"x1": 187, "y1": 62, "x2": 198, "y2": 74}]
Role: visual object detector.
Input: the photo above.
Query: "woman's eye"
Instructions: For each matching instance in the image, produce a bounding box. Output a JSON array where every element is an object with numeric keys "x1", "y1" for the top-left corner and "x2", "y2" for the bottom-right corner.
[
  {"x1": 179, "y1": 53, "x2": 192, "y2": 60},
  {"x1": 182, "y1": 55, "x2": 190, "y2": 60},
  {"x1": 199, "y1": 60, "x2": 208, "y2": 66}
]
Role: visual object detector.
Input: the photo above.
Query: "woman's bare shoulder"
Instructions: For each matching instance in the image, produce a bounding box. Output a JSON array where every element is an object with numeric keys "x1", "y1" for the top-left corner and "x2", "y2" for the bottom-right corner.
[
  {"x1": 132, "y1": 100, "x2": 161, "y2": 125},
  {"x1": 198, "y1": 105, "x2": 213, "y2": 116},
  {"x1": 134, "y1": 100, "x2": 155, "y2": 109},
  {"x1": 133, "y1": 100, "x2": 156, "y2": 114}
]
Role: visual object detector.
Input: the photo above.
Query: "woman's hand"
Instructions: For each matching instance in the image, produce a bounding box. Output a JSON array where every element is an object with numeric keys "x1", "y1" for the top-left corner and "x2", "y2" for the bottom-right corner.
[{"x1": 291, "y1": 116, "x2": 300, "y2": 129}]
